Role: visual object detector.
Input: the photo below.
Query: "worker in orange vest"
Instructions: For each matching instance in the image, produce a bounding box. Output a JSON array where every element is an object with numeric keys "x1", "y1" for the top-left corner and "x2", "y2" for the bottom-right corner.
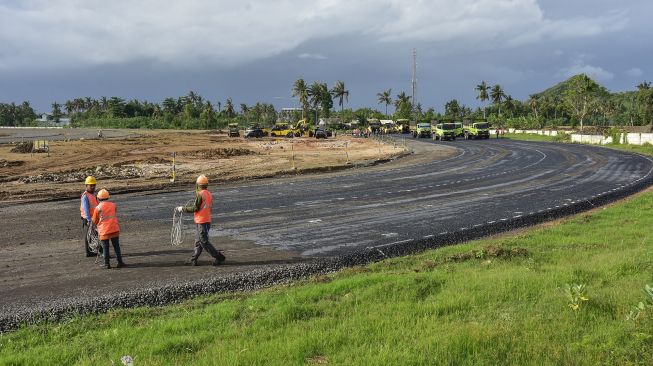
[
  {"x1": 92, "y1": 189, "x2": 125, "y2": 269},
  {"x1": 81, "y1": 176, "x2": 99, "y2": 257},
  {"x1": 176, "y1": 175, "x2": 226, "y2": 266}
]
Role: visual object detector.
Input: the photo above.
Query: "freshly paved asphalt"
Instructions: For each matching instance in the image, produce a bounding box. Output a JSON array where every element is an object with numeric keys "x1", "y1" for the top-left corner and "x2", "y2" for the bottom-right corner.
[{"x1": 1, "y1": 136, "x2": 652, "y2": 328}]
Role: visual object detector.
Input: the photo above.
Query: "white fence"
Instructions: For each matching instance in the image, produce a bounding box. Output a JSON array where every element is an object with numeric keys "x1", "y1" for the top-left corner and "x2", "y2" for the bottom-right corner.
[
  {"x1": 570, "y1": 133, "x2": 653, "y2": 145},
  {"x1": 507, "y1": 128, "x2": 653, "y2": 146}
]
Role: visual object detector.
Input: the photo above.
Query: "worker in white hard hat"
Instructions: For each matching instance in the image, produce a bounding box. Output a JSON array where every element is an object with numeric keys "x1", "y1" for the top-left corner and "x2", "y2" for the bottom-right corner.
[
  {"x1": 176, "y1": 175, "x2": 225, "y2": 266},
  {"x1": 80, "y1": 176, "x2": 99, "y2": 257}
]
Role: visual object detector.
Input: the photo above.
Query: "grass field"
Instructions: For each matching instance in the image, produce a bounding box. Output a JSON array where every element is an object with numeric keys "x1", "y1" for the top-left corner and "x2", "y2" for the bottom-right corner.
[{"x1": 2, "y1": 192, "x2": 653, "y2": 365}]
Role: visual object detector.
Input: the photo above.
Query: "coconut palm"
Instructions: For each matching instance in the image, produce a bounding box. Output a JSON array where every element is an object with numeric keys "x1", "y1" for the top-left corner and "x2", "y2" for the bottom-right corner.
[
  {"x1": 331, "y1": 80, "x2": 349, "y2": 115},
  {"x1": 475, "y1": 81, "x2": 490, "y2": 118},
  {"x1": 395, "y1": 91, "x2": 411, "y2": 109},
  {"x1": 504, "y1": 95, "x2": 515, "y2": 118},
  {"x1": 637, "y1": 81, "x2": 651, "y2": 91},
  {"x1": 224, "y1": 98, "x2": 235, "y2": 118},
  {"x1": 490, "y1": 84, "x2": 506, "y2": 116},
  {"x1": 292, "y1": 79, "x2": 310, "y2": 118},
  {"x1": 377, "y1": 89, "x2": 392, "y2": 115}
]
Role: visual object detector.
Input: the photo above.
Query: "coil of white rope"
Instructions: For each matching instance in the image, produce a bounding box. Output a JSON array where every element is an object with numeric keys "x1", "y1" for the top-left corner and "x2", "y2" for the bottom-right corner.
[{"x1": 171, "y1": 199, "x2": 193, "y2": 246}]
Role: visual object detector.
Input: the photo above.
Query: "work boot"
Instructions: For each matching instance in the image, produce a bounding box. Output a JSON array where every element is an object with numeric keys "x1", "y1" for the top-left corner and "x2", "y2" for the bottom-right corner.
[
  {"x1": 100, "y1": 263, "x2": 111, "y2": 269},
  {"x1": 116, "y1": 262, "x2": 126, "y2": 268},
  {"x1": 85, "y1": 252, "x2": 95, "y2": 258},
  {"x1": 212, "y1": 259, "x2": 222, "y2": 266},
  {"x1": 187, "y1": 259, "x2": 198, "y2": 266},
  {"x1": 216, "y1": 251, "x2": 226, "y2": 264}
]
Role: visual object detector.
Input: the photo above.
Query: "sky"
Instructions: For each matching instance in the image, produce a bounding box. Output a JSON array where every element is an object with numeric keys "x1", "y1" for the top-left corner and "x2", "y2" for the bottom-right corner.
[{"x1": 0, "y1": 0, "x2": 651, "y2": 113}]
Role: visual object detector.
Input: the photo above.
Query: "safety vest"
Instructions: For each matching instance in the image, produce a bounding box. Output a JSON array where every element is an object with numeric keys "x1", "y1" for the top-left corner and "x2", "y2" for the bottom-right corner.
[
  {"x1": 80, "y1": 191, "x2": 99, "y2": 219},
  {"x1": 194, "y1": 190, "x2": 213, "y2": 224},
  {"x1": 95, "y1": 201, "x2": 120, "y2": 238}
]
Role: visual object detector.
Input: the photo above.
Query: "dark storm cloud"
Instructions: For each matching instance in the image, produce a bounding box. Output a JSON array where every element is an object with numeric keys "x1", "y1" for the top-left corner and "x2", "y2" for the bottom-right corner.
[{"x1": 0, "y1": 0, "x2": 650, "y2": 112}]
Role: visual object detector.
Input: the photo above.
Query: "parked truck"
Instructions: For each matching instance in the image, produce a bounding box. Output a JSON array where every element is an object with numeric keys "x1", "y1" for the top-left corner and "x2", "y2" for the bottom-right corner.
[
  {"x1": 412, "y1": 122, "x2": 432, "y2": 138},
  {"x1": 396, "y1": 119, "x2": 410, "y2": 134},
  {"x1": 433, "y1": 122, "x2": 457, "y2": 141},
  {"x1": 464, "y1": 119, "x2": 490, "y2": 139}
]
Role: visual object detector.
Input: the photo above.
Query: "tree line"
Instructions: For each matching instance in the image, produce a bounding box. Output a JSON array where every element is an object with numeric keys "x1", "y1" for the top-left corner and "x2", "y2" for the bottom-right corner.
[{"x1": 1, "y1": 74, "x2": 652, "y2": 129}]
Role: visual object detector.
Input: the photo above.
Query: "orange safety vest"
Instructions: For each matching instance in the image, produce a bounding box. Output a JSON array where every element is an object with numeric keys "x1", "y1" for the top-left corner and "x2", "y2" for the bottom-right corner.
[
  {"x1": 194, "y1": 189, "x2": 213, "y2": 224},
  {"x1": 94, "y1": 201, "x2": 120, "y2": 239},
  {"x1": 80, "y1": 191, "x2": 99, "y2": 219}
]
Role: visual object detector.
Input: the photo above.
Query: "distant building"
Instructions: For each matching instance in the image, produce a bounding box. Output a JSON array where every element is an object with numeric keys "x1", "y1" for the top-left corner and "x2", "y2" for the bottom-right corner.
[{"x1": 35, "y1": 113, "x2": 70, "y2": 126}]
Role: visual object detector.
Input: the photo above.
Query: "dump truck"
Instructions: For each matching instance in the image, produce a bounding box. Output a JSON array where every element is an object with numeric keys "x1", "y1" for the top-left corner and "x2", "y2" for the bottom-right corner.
[
  {"x1": 396, "y1": 119, "x2": 410, "y2": 134},
  {"x1": 433, "y1": 122, "x2": 457, "y2": 141},
  {"x1": 367, "y1": 119, "x2": 381, "y2": 135},
  {"x1": 464, "y1": 120, "x2": 490, "y2": 139},
  {"x1": 380, "y1": 120, "x2": 396, "y2": 134},
  {"x1": 412, "y1": 122, "x2": 432, "y2": 138},
  {"x1": 228, "y1": 123, "x2": 240, "y2": 137},
  {"x1": 454, "y1": 122, "x2": 464, "y2": 137}
]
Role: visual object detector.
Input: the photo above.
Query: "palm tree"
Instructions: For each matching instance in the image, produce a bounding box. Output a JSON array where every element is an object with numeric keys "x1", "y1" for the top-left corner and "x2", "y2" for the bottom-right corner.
[
  {"x1": 224, "y1": 98, "x2": 235, "y2": 118},
  {"x1": 64, "y1": 100, "x2": 74, "y2": 116},
  {"x1": 490, "y1": 84, "x2": 505, "y2": 116},
  {"x1": 292, "y1": 79, "x2": 309, "y2": 119},
  {"x1": 240, "y1": 103, "x2": 249, "y2": 115},
  {"x1": 637, "y1": 81, "x2": 651, "y2": 91},
  {"x1": 51, "y1": 102, "x2": 62, "y2": 122},
  {"x1": 308, "y1": 81, "x2": 323, "y2": 123},
  {"x1": 331, "y1": 80, "x2": 349, "y2": 115},
  {"x1": 377, "y1": 89, "x2": 392, "y2": 115},
  {"x1": 527, "y1": 95, "x2": 539, "y2": 119},
  {"x1": 395, "y1": 91, "x2": 411, "y2": 109},
  {"x1": 475, "y1": 81, "x2": 490, "y2": 118},
  {"x1": 504, "y1": 95, "x2": 515, "y2": 118}
]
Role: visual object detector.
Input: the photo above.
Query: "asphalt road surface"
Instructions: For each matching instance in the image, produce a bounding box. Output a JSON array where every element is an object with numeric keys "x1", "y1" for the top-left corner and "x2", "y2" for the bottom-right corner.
[{"x1": 1, "y1": 137, "x2": 652, "y2": 319}]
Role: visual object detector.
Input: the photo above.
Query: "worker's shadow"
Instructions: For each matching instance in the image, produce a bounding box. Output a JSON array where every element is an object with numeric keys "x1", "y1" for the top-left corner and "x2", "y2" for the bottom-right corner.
[{"x1": 122, "y1": 249, "x2": 188, "y2": 258}]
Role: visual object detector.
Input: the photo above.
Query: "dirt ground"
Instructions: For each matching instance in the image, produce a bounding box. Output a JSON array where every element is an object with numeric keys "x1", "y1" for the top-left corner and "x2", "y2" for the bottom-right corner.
[{"x1": 0, "y1": 130, "x2": 407, "y2": 202}]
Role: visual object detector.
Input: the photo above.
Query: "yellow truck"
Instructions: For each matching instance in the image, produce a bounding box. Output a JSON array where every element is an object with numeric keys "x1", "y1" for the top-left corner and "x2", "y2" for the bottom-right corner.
[
  {"x1": 270, "y1": 122, "x2": 297, "y2": 138},
  {"x1": 396, "y1": 119, "x2": 410, "y2": 134}
]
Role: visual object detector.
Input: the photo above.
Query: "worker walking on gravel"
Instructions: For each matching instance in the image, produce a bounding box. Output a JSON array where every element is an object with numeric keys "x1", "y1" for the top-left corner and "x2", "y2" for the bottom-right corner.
[
  {"x1": 176, "y1": 175, "x2": 226, "y2": 266},
  {"x1": 81, "y1": 176, "x2": 99, "y2": 257},
  {"x1": 92, "y1": 189, "x2": 125, "y2": 269}
]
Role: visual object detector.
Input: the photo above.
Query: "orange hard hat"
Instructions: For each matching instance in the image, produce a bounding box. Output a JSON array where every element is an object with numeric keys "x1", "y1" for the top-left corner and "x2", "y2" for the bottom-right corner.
[
  {"x1": 196, "y1": 175, "x2": 209, "y2": 185},
  {"x1": 97, "y1": 189, "x2": 110, "y2": 200}
]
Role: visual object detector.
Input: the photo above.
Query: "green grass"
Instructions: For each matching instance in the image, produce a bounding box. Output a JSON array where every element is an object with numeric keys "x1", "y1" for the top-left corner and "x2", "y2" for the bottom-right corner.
[
  {"x1": 506, "y1": 133, "x2": 653, "y2": 157},
  {"x1": 3, "y1": 198, "x2": 653, "y2": 364}
]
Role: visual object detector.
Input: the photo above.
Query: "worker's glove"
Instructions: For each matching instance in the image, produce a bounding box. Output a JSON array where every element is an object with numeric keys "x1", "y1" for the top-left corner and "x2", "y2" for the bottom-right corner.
[{"x1": 176, "y1": 206, "x2": 183, "y2": 213}]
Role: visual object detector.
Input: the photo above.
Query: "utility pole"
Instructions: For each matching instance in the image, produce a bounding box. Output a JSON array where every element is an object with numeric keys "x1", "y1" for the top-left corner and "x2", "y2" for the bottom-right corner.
[{"x1": 411, "y1": 48, "x2": 417, "y2": 124}]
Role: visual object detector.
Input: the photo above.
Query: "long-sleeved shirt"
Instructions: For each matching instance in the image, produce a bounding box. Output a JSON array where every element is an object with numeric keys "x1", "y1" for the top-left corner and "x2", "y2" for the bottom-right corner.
[
  {"x1": 182, "y1": 190, "x2": 204, "y2": 213},
  {"x1": 81, "y1": 193, "x2": 91, "y2": 221}
]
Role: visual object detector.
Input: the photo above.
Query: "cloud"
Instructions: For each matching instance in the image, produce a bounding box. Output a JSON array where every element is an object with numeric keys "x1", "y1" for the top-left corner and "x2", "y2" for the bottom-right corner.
[
  {"x1": 0, "y1": 0, "x2": 629, "y2": 71},
  {"x1": 297, "y1": 53, "x2": 326, "y2": 60},
  {"x1": 626, "y1": 67, "x2": 643, "y2": 77},
  {"x1": 559, "y1": 55, "x2": 614, "y2": 82}
]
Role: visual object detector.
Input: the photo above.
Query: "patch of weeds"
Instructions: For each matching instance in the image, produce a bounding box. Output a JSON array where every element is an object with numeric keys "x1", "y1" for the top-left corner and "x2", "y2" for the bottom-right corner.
[
  {"x1": 564, "y1": 283, "x2": 589, "y2": 312},
  {"x1": 446, "y1": 245, "x2": 530, "y2": 262},
  {"x1": 626, "y1": 284, "x2": 653, "y2": 321}
]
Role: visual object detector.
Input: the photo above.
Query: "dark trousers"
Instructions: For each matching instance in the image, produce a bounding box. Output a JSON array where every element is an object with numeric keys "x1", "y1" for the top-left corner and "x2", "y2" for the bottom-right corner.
[
  {"x1": 191, "y1": 223, "x2": 222, "y2": 261},
  {"x1": 82, "y1": 217, "x2": 92, "y2": 255},
  {"x1": 101, "y1": 237, "x2": 124, "y2": 266}
]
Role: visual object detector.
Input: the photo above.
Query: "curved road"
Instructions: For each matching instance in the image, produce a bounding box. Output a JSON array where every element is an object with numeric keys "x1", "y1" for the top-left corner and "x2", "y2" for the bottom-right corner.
[{"x1": 1, "y1": 138, "x2": 652, "y2": 320}]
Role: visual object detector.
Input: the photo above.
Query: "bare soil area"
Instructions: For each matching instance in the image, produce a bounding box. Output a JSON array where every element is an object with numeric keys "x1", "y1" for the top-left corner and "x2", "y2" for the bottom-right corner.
[{"x1": 0, "y1": 130, "x2": 408, "y2": 202}]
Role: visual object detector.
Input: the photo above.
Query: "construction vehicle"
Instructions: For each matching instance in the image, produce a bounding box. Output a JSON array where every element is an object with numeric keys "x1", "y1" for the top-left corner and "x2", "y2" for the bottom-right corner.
[
  {"x1": 228, "y1": 123, "x2": 240, "y2": 137},
  {"x1": 367, "y1": 119, "x2": 381, "y2": 135},
  {"x1": 454, "y1": 122, "x2": 464, "y2": 137},
  {"x1": 464, "y1": 119, "x2": 490, "y2": 139},
  {"x1": 396, "y1": 119, "x2": 410, "y2": 134},
  {"x1": 270, "y1": 122, "x2": 296, "y2": 138},
  {"x1": 380, "y1": 120, "x2": 396, "y2": 134},
  {"x1": 433, "y1": 122, "x2": 457, "y2": 141},
  {"x1": 412, "y1": 122, "x2": 432, "y2": 138},
  {"x1": 295, "y1": 119, "x2": 315, "y2": 137}
]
